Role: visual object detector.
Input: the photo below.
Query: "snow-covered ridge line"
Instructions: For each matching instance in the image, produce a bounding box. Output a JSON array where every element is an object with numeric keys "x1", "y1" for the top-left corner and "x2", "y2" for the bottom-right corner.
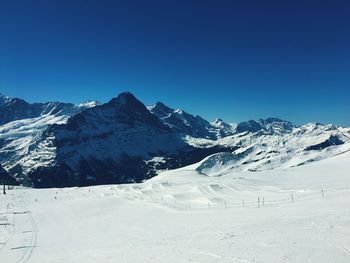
[
  {"x1": 0, "y1": 92, "x2": 99, "y2": 126},
  {"x1": 0, "y1": 91, "x2": 349, "y2": 188}
]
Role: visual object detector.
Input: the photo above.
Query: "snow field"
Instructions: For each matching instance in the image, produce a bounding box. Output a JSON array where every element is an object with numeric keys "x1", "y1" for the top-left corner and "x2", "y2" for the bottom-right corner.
[{"x1": 0, "y1": 151, "x2": 349, "y2": 262}]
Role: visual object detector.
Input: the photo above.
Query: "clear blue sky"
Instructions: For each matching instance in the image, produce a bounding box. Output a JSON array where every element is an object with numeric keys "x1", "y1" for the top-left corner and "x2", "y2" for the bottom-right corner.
[{"x1": 0, "y1": 0, "x2": 349, "y2": 125}]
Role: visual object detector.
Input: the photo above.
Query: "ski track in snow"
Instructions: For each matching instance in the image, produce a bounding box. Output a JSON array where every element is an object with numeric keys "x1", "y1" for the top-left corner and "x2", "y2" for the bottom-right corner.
[
  {"x1": 16, "y1": 192, "x2": 38, "y2": 263},
  {"x1": 0, "y1": 151, "x2": 350, "y2": 262},
  {"x1": 0, "y1": 190, "x2": 37, "y2": 263}
]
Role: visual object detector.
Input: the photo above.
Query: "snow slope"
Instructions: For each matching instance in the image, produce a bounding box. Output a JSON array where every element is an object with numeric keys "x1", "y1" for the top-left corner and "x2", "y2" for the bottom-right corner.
[
  {"x1": 0, "y1": 151, "x2": 349, "y2": 262},
  {"x1": 22, "y1": 92, "x2": 189, "y2": 187},
  {"x1": 0, "y1": 115, "x2": 68, "y2": 173},
  {"x1": 0, "y1": 93, "x2": 97, "y2": 126},
  {"x1": 148, "y1": 102, "x2": 236, "y2": 139},
  {"x1": 186, "y1": 123, "x2": 350, "y2": 175},
  {"x1": 1, "y1": 91, "x2": 349, "y2": 188},
  {"x1": 0, "y1": 101, "x2": 98, "y2": 183}
]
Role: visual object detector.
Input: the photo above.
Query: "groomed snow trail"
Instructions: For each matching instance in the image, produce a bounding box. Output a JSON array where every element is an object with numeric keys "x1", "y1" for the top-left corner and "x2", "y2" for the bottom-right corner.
[{"x1": 0, "y1": 151, "x2": 349, "y2": 262}]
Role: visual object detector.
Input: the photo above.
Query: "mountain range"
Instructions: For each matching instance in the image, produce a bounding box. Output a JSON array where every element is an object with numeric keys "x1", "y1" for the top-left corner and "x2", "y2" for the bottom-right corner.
[{"x1": 0, "y1": 92, "x2": 349, "y2": 187}]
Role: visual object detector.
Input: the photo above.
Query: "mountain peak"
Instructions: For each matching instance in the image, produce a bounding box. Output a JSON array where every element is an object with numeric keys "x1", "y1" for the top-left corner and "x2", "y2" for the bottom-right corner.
[
  {"x1": 107, "y1": 92, "x2": 147, "y2": 111},
  {"x1": 76, "y1": 92, "x2": 167, "y2": 129},
  {"x1": 154, "y1": 102, "x2": 174, "y2": 111},
  {"x1": 109, "y1": 92, "x2": 138, "y2": 105},
  {"x1": 0, "y1": 93, "x2": 10, "y2": 105},
  {"x1": 213, "y1": 118, "x2": 224, "y2": 124},
  {"x1": 147, "y1": 101, "x2": 175, "y2": 117},
  {"x1": 154, "y1": 101, "x2": 168, "y2": 108},
  {"x1": 258, "y1": 118, "x2": 296, "y2": 134},
  {"x1": 259, "y1": 117, "x2": 293, "y2": 125},
  {"x1": 260, "y1": 117, "x2": 284, "y2": 123},
  {"x1": 235, "y1": 120, "x2": 264, "y2": 134}
]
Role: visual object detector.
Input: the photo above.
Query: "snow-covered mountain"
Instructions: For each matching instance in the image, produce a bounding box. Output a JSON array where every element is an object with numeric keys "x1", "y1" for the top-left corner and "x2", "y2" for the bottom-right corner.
[
  {"x1": 0, "y1": 91, "x2": 349, "y2": 188},
  {"x1": 0, "y1": 114, "x2": 69, "y2": 181},
  {"x1": 0, "y1": 93, "x2": 99, "y2": 172},
  {"x1": 147, "y1": 102, "x2": 214, "y2": 138},
  {"x1": 147, "y1": 102, "x2": 235, "y2": 139},
  {"x1": 189, "y1": 123, "x2": 350, "y2": 176},
  {"x1": 1, "y1": 92, "x2": 229, "y2": 187},
  {"x1": 259, "y1": 118, "x2": 296, "y2": 134},
  {"x1": 0, "y1": 93, "x2": 98, "y2": 126},
  {"x1": 0, "y1": 94, "x2": 99, "y2": 185},
  {"x1": 24, "y1": 93, "x2": 191, "y2": 187},
  {"x1": 210, "y1": 118, "x2": 237, "y2": 138},
  {"x1": 234, "y1": 118, "x2": 295, "y2": 135}
]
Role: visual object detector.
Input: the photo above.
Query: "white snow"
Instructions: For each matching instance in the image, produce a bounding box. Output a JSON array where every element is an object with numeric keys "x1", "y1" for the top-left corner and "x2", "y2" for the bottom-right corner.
[
  {"x1": 186, "y1": 124, "x2": 350, "y2": 174},
  {"x1": 0, "y1": 114, "x2": 68, "y2": 175},
  {"x1": 78, "y1": 101, "x2": 100, "y2": 108},
  {"x1": 0, "y1": 98, "x2": 99, "y2": 177},
  {"x1": 1, "y1": 150, "x2": 350, "y2": 262}
]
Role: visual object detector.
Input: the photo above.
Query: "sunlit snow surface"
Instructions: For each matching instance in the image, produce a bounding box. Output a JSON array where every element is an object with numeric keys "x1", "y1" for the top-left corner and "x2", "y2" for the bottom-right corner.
[
  {"x1": 186, "y1": 124, "x2": 350, "y2": 175},
  {"x1": 1, "y1": 150, "x2": 350, "y2": 262}
]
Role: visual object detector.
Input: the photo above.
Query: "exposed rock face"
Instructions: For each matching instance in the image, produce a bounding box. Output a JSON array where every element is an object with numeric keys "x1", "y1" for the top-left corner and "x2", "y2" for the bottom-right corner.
[
  {"x1": 148, "y1": 102, "x2": 212, "y2": 138},
  {"x1": 0, "y1": 164, "x2": 17, "y2": 185},
  {"x1": 0, "y1": 93, "x2": 90, "y2": 126},
  {"x1": 24, "y1": 93, "x2": 191, "y2": 187},
  {"x1": 305, "y1": 135, "x2": 344, "y2": 151},
  {"x1": 0, "y1": 92, "x2": 349, "y2": 188}
]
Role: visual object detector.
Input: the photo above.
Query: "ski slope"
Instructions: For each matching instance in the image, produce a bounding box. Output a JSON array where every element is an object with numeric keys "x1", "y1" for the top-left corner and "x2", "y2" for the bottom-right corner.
[{"x1": 1, "y1": 151, "x2": 350, "y2": 262}]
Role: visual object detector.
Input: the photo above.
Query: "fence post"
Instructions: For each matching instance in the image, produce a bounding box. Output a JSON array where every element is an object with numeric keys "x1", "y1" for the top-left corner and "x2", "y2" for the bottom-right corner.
[
  {"x1": 291, "y1": 193, "x2": 294, "y2": 204},
  {"x1": 258, "y1": 197, "x2": 260, "y2": 208}
]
